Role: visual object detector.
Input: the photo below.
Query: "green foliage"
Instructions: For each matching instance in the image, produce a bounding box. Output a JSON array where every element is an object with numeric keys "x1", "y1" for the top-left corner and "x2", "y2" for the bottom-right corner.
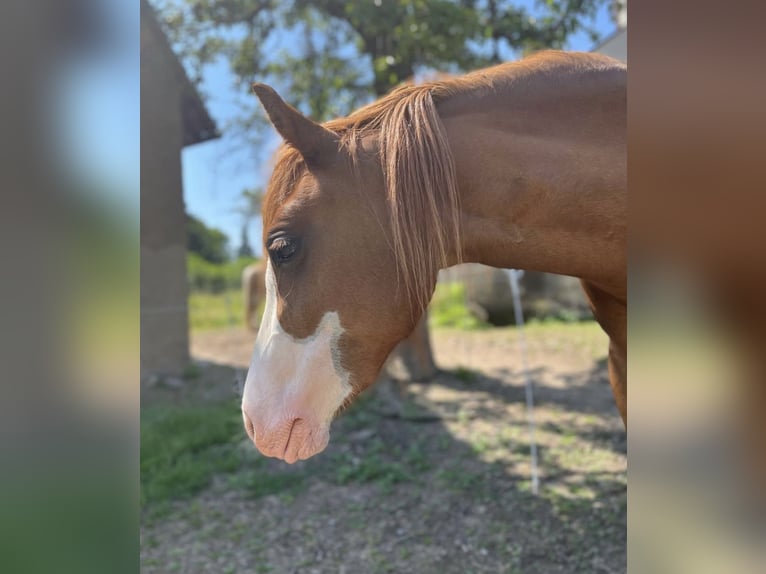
[
  {"x1": 141, "y1": 402, "x2": 243, "y2": 505},
  {"x1": 187, "y1": 213, "x2": 230, "y2": 264},
  {"x1": 233, "y1": 188, "x2": 263, "y2": 258},
  {"x1": 237, "y1": 224, "x2": 254, "y2": 258},
  {"x1": 303, "y1": 0, "x2": 487, "y2": 95},
  {"x1": 154, "y1": 0, "x2": 608, "y2": 126},
  {"x1": 185, "y1": 253, "x2": 259, "y2": 331},
  {"x1": 429, "y1": 282, "x2": 489, "y2": 330},
  {"x1": 187, "y1": 252, "x2": 257, "y2": 293}
]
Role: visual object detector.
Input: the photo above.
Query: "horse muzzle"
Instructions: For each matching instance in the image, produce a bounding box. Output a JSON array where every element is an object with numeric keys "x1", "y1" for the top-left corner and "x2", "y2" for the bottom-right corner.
[{"x1": 241, "y1": 403, "x2": 330, "y2": 463}]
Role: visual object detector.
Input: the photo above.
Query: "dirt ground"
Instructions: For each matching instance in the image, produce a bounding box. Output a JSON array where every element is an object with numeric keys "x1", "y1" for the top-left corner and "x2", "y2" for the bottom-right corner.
[{"x1": 141, "y1": 323, "x2": 626, "y2": 573}]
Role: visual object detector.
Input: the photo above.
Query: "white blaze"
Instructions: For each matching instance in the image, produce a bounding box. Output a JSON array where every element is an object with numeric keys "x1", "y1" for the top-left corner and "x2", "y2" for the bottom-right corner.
[{"x1": 242, "y1": 261, "x2": 351, "y2": 456}]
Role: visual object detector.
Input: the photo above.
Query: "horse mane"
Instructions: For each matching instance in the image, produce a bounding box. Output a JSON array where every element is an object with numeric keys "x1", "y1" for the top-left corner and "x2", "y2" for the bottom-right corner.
[
  {"x1": 268, "y1": 51, "x2": 623, "y2": 313},
  {"x1": 329, "y1": 82, "x2": 464, "y2": 314},
  {"x1": 269, "y1": 77, "x2": 466, "y2": 314}
]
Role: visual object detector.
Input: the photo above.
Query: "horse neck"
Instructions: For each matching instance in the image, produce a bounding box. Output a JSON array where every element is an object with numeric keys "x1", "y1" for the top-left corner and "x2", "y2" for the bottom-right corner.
[{"x1": 439, "y1": 70, "x2": 626, "y2": 300}]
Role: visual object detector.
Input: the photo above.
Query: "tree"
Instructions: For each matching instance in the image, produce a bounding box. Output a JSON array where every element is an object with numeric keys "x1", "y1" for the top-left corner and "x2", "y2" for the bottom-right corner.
[
  {"x1": 233, "y1": 187, "x2": 264, "y2": 258},
  {"x1": 157, "y1": 0, "x2": 606, "y2": 379},
  {"x1": 237, "y1": 224, "x2": 254, "y2": 258},
  {"x1": 153, "y1": 0, "x2": 606, "y2": 122},
  {"x1": 187, "y1": 213, "x2": 230, "y2": 263}
]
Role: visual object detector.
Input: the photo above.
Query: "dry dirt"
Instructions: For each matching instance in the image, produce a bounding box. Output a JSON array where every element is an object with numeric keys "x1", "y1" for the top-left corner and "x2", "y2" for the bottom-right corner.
[{"x1": 142, "y1": 324, "x2": 626, "y2": 573}]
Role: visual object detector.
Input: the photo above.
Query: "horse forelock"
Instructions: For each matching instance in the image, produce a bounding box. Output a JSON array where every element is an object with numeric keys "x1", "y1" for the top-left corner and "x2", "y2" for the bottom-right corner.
[{"x1": 261, "y1": 146, "x2": 307, "y2": 235}]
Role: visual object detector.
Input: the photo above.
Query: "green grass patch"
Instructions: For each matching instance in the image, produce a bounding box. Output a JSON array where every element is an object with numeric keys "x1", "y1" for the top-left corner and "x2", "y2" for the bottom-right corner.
[
  {"x1": 429, "y1": 282, "x2": 490, "y2": 330},
  {"x1": 451, "y1": 365, "x2": 478, "y2": 382},
  {"x1": 141, "y1": 402, "x2": 243, "y2": 505},
  {"x1": 181, "y1": 362, "x2": 202, "y2": 380},
  {"x1": 334, "y1": 453, "x2": 411, "y2": 489},
  {"x1": 188, "y1": 289, "x2": 245, "y2": 331},
  {"x1": 329, "y1": 438, "x2": 413, "y2": 489},
  {"x1": 337, "y1": 392, "x2": 379, "y2": 431},
  {"x1": 435, "y1": 466, "x2": 482, "y2": 491},
  {"x1": 141, "y1": 390, "x2": 433, "y2": 509}
]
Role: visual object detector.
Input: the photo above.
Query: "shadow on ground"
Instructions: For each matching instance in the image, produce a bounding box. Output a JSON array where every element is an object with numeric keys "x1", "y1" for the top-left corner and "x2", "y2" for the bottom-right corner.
[{"x1": 141, "y1": 330, "x2": 626, "y2": 574}]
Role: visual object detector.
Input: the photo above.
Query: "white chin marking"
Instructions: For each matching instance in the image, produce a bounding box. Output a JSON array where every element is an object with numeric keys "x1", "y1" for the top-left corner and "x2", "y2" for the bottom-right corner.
[{"x1": 241, "y1": 261, "x2": 351, "y2": 458}]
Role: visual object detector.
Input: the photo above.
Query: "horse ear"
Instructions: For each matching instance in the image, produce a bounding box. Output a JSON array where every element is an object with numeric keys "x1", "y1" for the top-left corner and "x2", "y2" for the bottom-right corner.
[{"x1": 252, "y1": 83, "x2": 337, "y2": 165}]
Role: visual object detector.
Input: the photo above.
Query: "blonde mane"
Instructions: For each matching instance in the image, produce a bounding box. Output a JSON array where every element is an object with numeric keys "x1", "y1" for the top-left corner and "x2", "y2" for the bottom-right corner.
[
  {"x1": 329, "y1": 81, "x2": 463, "y2": 314},
  {"x1": 270, "y1": 77, "x2": 468, "y2": 314}
]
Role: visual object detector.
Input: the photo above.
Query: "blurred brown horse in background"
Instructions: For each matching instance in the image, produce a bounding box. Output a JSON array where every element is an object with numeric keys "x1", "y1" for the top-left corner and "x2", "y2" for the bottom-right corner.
[
  {"x1": 241, "y1": 261, "x2": 266, "y2": 331},
  {"x1": 241, "y1": 51, "x2": 626, "y2": 463}
]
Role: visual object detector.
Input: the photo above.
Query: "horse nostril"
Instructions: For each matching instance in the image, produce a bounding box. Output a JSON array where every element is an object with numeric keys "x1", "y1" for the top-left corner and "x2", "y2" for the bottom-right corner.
[{"x1": 243, "y1": 410, "x2": 255, "y2": 442}]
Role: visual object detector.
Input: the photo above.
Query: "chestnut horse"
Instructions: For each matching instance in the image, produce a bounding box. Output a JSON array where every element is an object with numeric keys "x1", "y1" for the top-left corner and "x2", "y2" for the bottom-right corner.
[
  {"x1": 242, "y1": 51, "x2": 626, "y2": 463},
  {"x1": 241, "y1": 261, "x2": 266, "y2": 331}
]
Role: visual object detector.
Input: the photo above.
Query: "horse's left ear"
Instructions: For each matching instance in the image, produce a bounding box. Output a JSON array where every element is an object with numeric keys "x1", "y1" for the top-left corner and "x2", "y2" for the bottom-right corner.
[{"x1": 252, "y1": 83, "x2": 338, "y2": 165}]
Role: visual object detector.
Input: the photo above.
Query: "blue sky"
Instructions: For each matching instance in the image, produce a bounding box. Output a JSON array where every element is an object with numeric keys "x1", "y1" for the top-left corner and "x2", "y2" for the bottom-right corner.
[
  {"x1": 180, "y1": 2, "x2": 617, "y2": 257},
  {"x1": 57, "y1": 0, "x2": 139, "y2": 218}
]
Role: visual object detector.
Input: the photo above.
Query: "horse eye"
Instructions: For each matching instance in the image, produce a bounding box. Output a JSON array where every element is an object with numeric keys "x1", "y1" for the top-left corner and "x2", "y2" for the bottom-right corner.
[{"x1": 269, "y1": 238, "x2": 297, "y2": 264}]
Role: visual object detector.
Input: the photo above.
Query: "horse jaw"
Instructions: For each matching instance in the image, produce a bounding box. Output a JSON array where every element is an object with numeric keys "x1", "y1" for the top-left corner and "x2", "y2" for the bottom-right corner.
[{"x1": 241, "y1": 261, "x2": 351, "y2": 463}]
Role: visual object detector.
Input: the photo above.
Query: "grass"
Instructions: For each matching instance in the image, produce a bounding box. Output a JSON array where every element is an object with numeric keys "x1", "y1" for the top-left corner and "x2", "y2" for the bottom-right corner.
[
  {"x1": 331, "y1": 443, "x2": 412, "y2": 489},
  {"x1": 188, "y1": 289, "x2": 245, "y2": 331},
  {"x1": 140, "y1": 401, "x2": 243, "y2": 505},
  {"x1": 141, "y1": 392, "x2": 422, "y2": 512},
  {"x1": 451, "y1": 365, "x2": 478, "y2": 382},
  {"x1": 187, "y1": 282, "x2": 593, "y2": 335},
  {"x1": 188, "y1": 281, "x2": 486, "y2": 333}
]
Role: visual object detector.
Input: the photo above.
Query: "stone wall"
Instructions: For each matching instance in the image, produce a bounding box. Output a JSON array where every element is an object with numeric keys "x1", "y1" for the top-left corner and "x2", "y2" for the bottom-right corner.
[{"x1": 140, "y1": 5, "x2": 190, "y2": 376}]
